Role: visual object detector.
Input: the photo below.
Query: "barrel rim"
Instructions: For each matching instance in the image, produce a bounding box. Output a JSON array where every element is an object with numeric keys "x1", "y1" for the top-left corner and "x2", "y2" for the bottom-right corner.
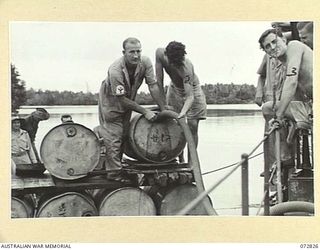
[
  {"x1": 12, "y1": 196, "x2": 34, "y2": 218},
  {"x1": 128, "y1": 114, "x2": 186, "y2": 163},
  {"x1": 36, "y1": 191, "x2": 98, "y2": 217},
  {"x1": 99, "y1": 187, "x2": 156, "y2": 216}
]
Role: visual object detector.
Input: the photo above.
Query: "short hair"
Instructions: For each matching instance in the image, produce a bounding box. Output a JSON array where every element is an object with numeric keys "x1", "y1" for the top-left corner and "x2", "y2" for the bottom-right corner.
[
  {"x1": 122, "y1": 37, "x2": 141, "y2": 50},
  {"x1": 165, "y1": 41, "x2": 186, "y2": 66},
  {"x1": 61, "y1": 114, "x2": 73, "y2": 123},
  {"x1": 36, "y1": 107, "x2": 47, "y2": 113},
  {"x1": 258, "y1": 28, "x2": 284, "y2": 50},
  {"x1": 297, "y1": 22, "x2": 313, "y2": 33}
]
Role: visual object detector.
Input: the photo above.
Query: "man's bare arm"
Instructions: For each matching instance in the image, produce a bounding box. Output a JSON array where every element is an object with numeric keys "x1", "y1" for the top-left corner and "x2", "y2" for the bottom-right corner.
[
  {"x1": 148, "y1": 83, "x2": 166, "y2": 111},
  {"x1": 255, "y1": 75, "x2": 265, "y2": 107},
  {"x1": 276, "y1": 41, "x2": 304, "y2": 119},
  {"x1": 255, "y1": 54, "x2": 267, "y2": 106},
  {"x1": 155, "y1": 48, "x2": 166, "y2": 97}
]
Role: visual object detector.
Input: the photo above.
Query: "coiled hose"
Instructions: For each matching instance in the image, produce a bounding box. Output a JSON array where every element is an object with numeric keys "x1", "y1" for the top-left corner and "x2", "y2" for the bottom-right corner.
[{"x1": 264, "y1": 201, "x2": 314, "y2": 216}]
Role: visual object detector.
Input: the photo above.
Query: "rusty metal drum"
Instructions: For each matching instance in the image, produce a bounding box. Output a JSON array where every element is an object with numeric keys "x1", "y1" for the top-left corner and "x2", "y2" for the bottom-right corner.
[
  {"x1": 36, "y1": 191, "x2": 98, "y2": 217},
  {"x1": 97, "y1": 187, "x2": 156, "y2": 216},
  {"x1": 40, "y1": 123, "x2": 100, "y2": 180},
  {"x1": 159, "y1": 184, "x2": 211, "y2": 215},
  {"x1": 125, "y1": 114, "x2": 186, "y2": 163},
  {"x1": 11, "y1": 195, "x2": 35, "y2": 218}
]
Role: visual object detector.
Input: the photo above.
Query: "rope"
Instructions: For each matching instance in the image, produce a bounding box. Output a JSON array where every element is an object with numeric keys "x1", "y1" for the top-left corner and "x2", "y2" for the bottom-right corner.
[
  {"x1": 177, "y1": 127, "x2": 277, "y2": 215},
  {"x1": 255, "y1": 164, "x2": 277, "y2": 215},
  {"x1": 202, "y1": 152, "x2": 264, "y2": 176}
]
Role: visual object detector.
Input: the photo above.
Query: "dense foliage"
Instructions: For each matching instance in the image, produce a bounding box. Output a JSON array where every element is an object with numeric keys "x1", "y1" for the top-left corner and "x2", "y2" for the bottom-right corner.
[
  {"x1": 24, "y1": 83, "x2": 256, "y2": 105},
  {"x1": 25, "y1": 89, "x2": 98, "y2": 105},
  {"x1": 11, "y1": 64, "x2": 27, "y2": 113},
  {"x1": 202, "y1": 83, "x2": 256, "y2": 104},
  {"x1": 12, "y1": 65, "x2": 257, "y2": 107}
]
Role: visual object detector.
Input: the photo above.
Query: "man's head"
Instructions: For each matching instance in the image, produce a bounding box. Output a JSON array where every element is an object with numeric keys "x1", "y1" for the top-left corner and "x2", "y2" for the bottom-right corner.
[
  {"x1": 12, "y1": 115, "x2": 22, "y2": 131},
  {"x1": 297, "y1": 22, "x2": 313, "y2": 49},
  {"x1": 122, "y1": 37, "x2": 142, "y2": 66},
  {"x1": 61, "y1": 114, "x2": 73, "y2": 123},
  {"x1": 165, "y1": 41, "x2": 186, "y2": 67},
  {"x1": 31, "y1": 108, "x2": 50, "y2": 121},
  {"x1": 259, "y1": 29, "x2": 287, "y2": 58}
]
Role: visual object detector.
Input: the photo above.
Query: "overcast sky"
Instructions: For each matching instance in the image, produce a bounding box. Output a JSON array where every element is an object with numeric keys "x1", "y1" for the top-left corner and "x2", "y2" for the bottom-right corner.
[{"x1": 10, "y1": 21, "x2": 271, "y2": 93}]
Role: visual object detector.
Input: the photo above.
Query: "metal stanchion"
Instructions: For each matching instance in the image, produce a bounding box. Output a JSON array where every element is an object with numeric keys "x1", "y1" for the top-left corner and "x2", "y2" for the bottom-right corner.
[{"x1": 241, "y1": 154, "x2": 249, "y2": 215}]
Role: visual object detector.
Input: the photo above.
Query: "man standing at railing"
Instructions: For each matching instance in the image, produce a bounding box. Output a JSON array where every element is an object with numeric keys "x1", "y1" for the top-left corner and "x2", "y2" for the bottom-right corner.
[
  {"x1": 255, "y1": 22, "x2": 300, "y2": 107},
  {"x1": 258, "y1": 28, "x2": 313, "y2": 171},
  {"x1": 98, "y1": 37, "x2": 165, "y2": 182}
]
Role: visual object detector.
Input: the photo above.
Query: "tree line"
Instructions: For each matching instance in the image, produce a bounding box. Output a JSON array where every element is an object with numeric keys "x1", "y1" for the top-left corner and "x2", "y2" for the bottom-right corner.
[{"x1": 11, "y1": 64, "x2": 257, "y2": 112}]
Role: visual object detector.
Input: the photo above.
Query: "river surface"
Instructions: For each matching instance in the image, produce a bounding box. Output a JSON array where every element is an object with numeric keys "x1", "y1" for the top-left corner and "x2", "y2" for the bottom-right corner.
[{"x1": 18, "y1": 104, "x2": 266, "y2": 216}]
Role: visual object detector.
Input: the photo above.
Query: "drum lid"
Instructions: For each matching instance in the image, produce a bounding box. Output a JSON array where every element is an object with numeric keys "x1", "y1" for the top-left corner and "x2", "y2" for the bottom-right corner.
[
  {"x1": 37, "y1": 191, "x2": 98, "y2": 217},
  {"x1": 40, "y1": 123, "x2": 100, "y2": 180},
  {"x1": 99, "y1": 187, "x2": 156, "y2": 216},
  {"x1": 127, "y1": 114, "x2": 186, "y2": 163}
]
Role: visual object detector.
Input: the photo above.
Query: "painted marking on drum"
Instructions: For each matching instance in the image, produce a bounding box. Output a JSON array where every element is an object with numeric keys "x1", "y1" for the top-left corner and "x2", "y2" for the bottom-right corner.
[
  {"x1": 56, "y1": 158, "x2": 67, "y2": 168},
  {"x1": 150, "y1": 130, "x2": 171, "y2": 143},
  {"x1": 54, "y1": 140, "x2": 63, "y2": 148},
  {"x1": 58, "y1": 203, "x2": 67, "y2": 216}
]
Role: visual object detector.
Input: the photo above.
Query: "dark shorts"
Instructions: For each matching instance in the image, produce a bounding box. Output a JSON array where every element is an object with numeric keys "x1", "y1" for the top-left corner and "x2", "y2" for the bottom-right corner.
[{"x1": 167, "y1": 84, "x2": 207, "y2": 120}]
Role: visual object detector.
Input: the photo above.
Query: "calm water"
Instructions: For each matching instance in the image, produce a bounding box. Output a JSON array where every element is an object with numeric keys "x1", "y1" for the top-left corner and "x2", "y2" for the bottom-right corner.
[{"x1": 19, "y1": 104, "x2": 266, "y2": 216}]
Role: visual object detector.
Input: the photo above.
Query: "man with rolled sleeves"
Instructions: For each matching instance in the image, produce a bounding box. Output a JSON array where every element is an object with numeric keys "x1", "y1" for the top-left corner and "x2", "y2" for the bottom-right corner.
[{"x1": 98, "y1": 37, "x2": 165, "y2": 182}]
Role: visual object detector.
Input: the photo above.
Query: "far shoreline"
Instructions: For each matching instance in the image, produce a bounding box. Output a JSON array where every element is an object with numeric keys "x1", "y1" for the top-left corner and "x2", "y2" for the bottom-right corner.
[{"x1": 18, "y1": 103, "x2": 262, "y2": 115}]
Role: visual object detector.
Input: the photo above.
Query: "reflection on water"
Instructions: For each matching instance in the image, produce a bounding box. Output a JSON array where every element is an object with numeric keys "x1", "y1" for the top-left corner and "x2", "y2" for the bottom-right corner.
[
  {"x1": 207, "y1": 109, "x2": 261, "y2": 117},
  {"x1": 21, "y1": 104, "x2": 266, "y2": 216}
]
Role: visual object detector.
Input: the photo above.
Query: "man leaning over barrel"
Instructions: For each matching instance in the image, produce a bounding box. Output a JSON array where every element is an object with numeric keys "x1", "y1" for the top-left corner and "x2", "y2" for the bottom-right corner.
[
  {"x1": 98, "y1": 37, "x2": 166, "y2": 182},
  {"x1": 155, "y1": 41, "x2": 207, "y2": 162},
  {"x1": 259, "y1": 28, "x2": 313, "y2": 172}
]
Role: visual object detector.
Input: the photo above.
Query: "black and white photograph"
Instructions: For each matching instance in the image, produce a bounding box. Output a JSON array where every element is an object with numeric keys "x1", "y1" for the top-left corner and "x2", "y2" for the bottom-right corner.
[
  {"x1": 1, "y1": 0, "x2": 319, "y2": 245},
  {"x1": 10, "y1": 21, "x2": 314, "y2": 218}
]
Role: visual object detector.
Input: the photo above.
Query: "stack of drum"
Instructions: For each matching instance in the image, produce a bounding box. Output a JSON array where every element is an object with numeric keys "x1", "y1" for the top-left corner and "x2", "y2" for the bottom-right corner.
[
  {"x1": 11, "y1": 184, "x2": 210, "y2": 217},
  {"x1": 12, "y1": 115, "x2": 210, "y2": 217}
]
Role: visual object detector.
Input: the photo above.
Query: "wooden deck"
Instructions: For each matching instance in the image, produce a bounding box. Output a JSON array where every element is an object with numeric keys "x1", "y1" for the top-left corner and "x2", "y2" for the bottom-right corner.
[{"x1": 11, "y1": 171, "x2": 131, "y2": 195}]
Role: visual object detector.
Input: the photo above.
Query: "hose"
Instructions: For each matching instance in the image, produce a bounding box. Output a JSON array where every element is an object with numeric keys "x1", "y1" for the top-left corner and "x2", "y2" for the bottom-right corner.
[
  {"x1": 261, "y1": 201, "x2": 314, "y2": 216},
  {"x1": 156, "y1": 110, "x2": 217, "y2": 215}
]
